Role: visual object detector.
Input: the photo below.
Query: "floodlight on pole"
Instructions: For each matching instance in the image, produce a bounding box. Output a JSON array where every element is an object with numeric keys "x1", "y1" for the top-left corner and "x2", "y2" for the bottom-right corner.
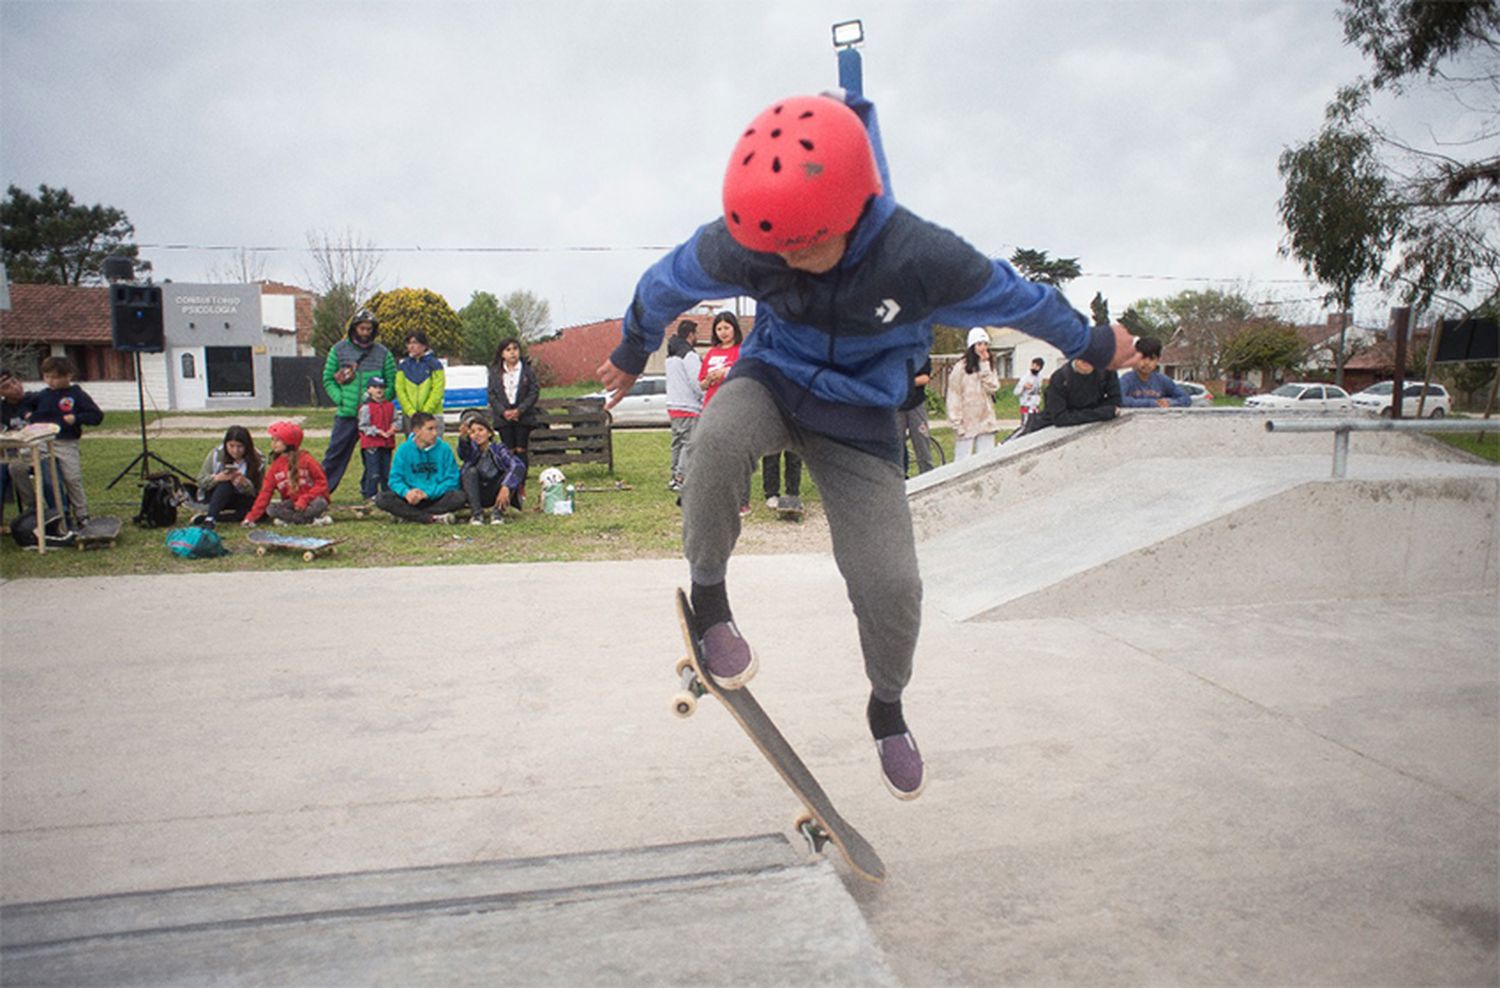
[
  {"x1": 831, "y1": 19, "x2": 864, "y2": 49},
  {"x1": 831, "y1": 19, "x2": 865, "y2": 96}
]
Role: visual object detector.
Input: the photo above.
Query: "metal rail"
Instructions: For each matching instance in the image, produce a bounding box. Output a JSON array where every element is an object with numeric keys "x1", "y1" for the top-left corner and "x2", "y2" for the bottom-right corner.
[{"x1": 1265, "y1": 417, "x2": 1496, "y2": 478}]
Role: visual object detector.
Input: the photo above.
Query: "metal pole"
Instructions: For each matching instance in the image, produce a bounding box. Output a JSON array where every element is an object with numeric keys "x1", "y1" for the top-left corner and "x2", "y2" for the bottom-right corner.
[
  {"x1": 1332, "y1": 428, "x2": 1349, "y2": 479},
  {"x1": 1390, "y1": 306, "x2": 1409, "y2": 420}
]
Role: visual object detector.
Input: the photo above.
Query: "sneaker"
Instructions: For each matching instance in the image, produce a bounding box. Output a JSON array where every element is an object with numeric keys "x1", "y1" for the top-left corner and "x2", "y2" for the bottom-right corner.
[
  {"x1": 272, "y1": 518, "x2": 288, "y2": 527},
  {"x1": 875, "y1": 732, "x2": 926, "y2": 800},
  {"x1": 431, "y1": 512, "x2": 456, "y2": 525},
  {"x1": 311, "y1": 514, "x2": 334, "y2": 527},
  {"x1": 738, "y1": 504, "x2": 752, "y2": 518},
  {"x1": 765, "y1": 496, "x2": 780, "y2": 509},
  {"x1": 698, "y1": 621, "x2": 758, "y2": 689},
  {"x1": 188, "y1": 512, "x2": 209, "y2": 527},
  {"x1": 470, "y1": 515, "x2": 485, "y2": 526},
  {"x1": 490, "y1": 512, "x2": 504, "y2": 525}
]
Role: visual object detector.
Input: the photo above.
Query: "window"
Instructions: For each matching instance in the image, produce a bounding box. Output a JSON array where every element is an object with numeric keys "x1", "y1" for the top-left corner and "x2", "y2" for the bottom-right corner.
[
  {"x1": 204, "y1": 346, "x2": 254, "y2": 397},
  {"x1": 181, "y1": 353, "x2": 196, "y2": 379},
  {"x1": 1300, "y1": 387, "x2": 1323, "y2": 400}
]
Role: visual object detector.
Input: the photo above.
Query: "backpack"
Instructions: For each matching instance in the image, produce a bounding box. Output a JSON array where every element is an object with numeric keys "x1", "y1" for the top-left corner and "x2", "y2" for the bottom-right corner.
[
  {"x1": 10, "y1": 511, "x2": 75, "y2": 549},
  {"x1": 135, "y1": 474, "x2": 188, "y2": 529},
  {"x1": 166, "y1": 526, "x2": 229, "y2": 559}
]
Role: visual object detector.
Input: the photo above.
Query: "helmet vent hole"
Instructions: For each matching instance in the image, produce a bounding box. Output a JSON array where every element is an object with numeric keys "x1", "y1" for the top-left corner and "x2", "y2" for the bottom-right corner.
[
  {"x1": 759, "y1": 220, "x2": 773, "y2": 232},
  {"x1": 730, "y1": 212, "x2": 741, "y2": 225},
  {"x1": 799, "y1": 110, "x2": 814, "y2": 119},
  {"x1": 773, "y1": 105, "x2": 784, "y2": 114},
  {"x1": 742, "y1": 151, "x2": 755, "y2": 166},
  {"x1": 744, "y1": 128, "x2": 756, "y2": 137},
  {"x1": 799, "y1": 139, "x2": 814, "y2": 151},
  {"x1": 771, "y1": 128, "x2": 782, "y2": 138},
  {"x1": 772, "y1": 157, "x2": 782, "y2": 173}
]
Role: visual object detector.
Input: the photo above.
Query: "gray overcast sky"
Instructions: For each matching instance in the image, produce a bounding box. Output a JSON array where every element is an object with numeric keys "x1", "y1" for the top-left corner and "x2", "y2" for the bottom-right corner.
[{"x1": 0, "y1": 0, "x2": 1435, "y2": 331}]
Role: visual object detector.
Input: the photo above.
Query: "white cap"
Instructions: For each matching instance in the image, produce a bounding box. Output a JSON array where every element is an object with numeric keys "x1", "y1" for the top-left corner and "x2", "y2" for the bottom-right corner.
[{"x1": 967, "y1": 327, "x2": 990, "y2": 349}]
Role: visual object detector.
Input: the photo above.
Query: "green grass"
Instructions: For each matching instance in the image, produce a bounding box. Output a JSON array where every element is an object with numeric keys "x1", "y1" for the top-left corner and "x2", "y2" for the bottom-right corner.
[{"x1": 1431, "y1": 429, "x2": 1500, "y2": 463}]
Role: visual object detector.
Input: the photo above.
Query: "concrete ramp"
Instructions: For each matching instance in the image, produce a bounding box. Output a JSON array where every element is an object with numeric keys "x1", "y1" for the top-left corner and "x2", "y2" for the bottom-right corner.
[
  {"x1": 1, "y1": 835, "x2": 898, "y2": 987},
  {"x1": 913, "y1": 412, "x2": 1499, "y2": 622}
]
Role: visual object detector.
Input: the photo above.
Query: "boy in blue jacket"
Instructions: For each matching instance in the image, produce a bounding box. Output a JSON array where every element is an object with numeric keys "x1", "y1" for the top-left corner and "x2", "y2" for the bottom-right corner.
[
  {"x1": 27, "y1": 356, "x2": 103, "y2": 526},
  {"x1": 374, "y1": 412, "x2": 466, "y2": 524},
  {"x1": 1118, "y1": 336, "x2": 1192, "y2": 408},
  {"x1": 599, "y1": 90, "x2": 1139, "y2": 800}
]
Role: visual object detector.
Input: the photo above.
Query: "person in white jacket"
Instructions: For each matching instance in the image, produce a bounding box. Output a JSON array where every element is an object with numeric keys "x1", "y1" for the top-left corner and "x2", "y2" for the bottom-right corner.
[
  {"x1": 664, "y1": 320, "x2": 705, "y2": 491},
  {"x1": 945, "y1": 327, "x2": 1001, "y2": 461},
  {"x1": 1013, "y1": 356, "x2": 1045, "y2": 432}
]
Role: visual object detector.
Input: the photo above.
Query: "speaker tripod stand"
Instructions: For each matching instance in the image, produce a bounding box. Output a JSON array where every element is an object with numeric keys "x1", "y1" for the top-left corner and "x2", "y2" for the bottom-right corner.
[{"x1": 107, "y1": 351, "x2": 195, "y2": 489}]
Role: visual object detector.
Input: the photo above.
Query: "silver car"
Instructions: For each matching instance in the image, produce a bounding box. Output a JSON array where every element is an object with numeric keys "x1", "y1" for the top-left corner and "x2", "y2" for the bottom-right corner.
[{"x1": 585, "y1": 375, "x2": 670, "y2": 427}]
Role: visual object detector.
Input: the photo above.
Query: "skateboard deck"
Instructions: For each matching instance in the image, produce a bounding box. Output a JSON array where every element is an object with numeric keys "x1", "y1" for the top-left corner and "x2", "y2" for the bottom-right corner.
[
  {"x1": 248, "y1": 529, "x2": 342, "y2": 561},
  {"x1": 672, "y1": 589, "x2": 886, "y2": 882},
  {"x1": 775, "y1": 506, "x2": 805, "y2": 523},
  {"x1": 74, "y1": 515, "x2": 122, "y2": 550}
]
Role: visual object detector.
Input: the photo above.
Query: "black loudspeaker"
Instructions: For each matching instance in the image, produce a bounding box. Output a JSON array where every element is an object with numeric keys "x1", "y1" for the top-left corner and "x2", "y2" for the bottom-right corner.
[{"x1": 111, "y1": 284, "x2": 165, "y2": 352}]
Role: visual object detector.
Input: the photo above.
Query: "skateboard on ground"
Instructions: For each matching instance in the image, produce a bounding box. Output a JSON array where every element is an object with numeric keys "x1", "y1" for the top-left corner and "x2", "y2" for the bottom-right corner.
[
  {"x1": 248, "y1": 529, "x2": 342, "y2": 562},
  {"x1": 671, "y1": 588, "x2": 886, "y2": 883},
  {"x1": 774, "y1": 497, "x2": 805, "y2": 523},
  {"x1": 74, "y1": 515, "x2": 122, "y2": 550}
]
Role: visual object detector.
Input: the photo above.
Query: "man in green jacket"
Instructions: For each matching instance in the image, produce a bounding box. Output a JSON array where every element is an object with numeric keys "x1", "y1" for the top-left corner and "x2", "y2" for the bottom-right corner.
[
  {"x1": 396, "y1": 330, "x2": 447, "y2": 437},
  {"x1": 322, "y1": 309, "x2": 397, "y2": 497}
]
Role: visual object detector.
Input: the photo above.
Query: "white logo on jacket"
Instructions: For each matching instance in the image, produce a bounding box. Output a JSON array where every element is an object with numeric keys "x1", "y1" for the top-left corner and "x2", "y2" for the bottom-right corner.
[{"x1": 875, "y1": 298, "x2": 902, "y2": 324}]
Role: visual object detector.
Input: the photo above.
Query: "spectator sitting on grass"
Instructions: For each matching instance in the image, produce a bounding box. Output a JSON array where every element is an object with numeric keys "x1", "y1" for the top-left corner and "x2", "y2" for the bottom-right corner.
[
  {"x1": 374, "y1": 412, "x2": 466, "y2": 524},
  {"x1": 458, "y1": 413, "x2": 526, "y2": 525}
]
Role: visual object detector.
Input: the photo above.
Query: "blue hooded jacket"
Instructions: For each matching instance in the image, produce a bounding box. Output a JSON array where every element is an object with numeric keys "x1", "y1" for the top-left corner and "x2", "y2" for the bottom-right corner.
[{"x1": 608, "y1": 91, "x2": 1116, "y2": 458}]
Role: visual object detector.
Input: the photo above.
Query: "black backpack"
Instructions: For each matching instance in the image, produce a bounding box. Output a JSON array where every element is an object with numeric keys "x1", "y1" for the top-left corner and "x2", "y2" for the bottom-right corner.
[
  {"x1": 134, "y1": 474, "x2": 187, "y2": 529},
  {"x1": 10, "y1": 511, "x2": 75, "y2": 548}
]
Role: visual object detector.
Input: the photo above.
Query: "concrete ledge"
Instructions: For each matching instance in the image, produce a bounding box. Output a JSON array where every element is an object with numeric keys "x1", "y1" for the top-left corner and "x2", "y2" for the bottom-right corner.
[{"x1": 2, "y1": 834, "x2": 899, "y2": 986}]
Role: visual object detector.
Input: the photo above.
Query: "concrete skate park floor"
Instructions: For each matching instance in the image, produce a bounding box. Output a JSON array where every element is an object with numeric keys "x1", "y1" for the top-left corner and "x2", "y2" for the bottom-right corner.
[{"x1": 2, "y1": 412, "x2": 1497, "y2": 984}]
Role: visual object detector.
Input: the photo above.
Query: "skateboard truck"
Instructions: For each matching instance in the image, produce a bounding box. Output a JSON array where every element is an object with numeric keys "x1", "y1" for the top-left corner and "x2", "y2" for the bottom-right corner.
[{"x1": 793, "y1": 812, "x2": 832, "y2": 855}]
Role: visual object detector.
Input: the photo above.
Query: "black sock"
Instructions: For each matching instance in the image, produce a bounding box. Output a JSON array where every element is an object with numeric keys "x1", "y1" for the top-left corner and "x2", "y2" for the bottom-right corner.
[
  {"x1": 690, "y1": 581, "x2": 732, "y2": 629},
  {"x1": 867, "y1": 694, "x2": 907, "y2": 740}
]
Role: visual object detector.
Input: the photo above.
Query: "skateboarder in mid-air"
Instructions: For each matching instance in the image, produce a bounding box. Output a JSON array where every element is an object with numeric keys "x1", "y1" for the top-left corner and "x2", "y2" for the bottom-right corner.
[{"x1": 599, "y1": 89, "x2": 1138, "y2": 800}]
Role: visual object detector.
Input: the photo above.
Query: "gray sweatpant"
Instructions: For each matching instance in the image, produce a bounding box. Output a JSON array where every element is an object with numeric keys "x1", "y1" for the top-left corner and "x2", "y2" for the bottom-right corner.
[{"x1": 683, "y1": 377, "x2": 921, "y2": 700}]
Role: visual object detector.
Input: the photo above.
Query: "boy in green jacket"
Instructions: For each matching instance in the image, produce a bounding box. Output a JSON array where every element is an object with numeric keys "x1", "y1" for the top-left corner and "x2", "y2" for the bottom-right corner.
[{"x1": 396, "y1": 330, "x2": 447, "y2": 436}]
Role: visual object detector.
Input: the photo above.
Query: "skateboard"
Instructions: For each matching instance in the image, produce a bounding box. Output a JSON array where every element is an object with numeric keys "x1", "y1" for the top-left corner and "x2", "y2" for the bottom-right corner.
[
  {"x1": 774, "y1": 497, "x2": 805, "y2": 523},
  {"x1": 671, "y1": 589, "x2": 886, "y2": 883},
  {"x1": 248, "y1": 529, "x2": 342, "y2": 562},
  {"x1": 74, "y1": 515, "x2": 122, "y2": 550}
]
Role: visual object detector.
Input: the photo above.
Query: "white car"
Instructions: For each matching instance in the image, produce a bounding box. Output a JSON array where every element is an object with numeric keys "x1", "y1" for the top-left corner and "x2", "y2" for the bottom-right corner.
[
  {"x1": 1351, "y1": 381, "x2": 1451, "y2": 418},
  {"x1": 1177, "y1": 381, "x2": 1214, "y2": 407},
  {"x1": 584, "y1": 375, "x2": 670, "y2": 427},
  {"x1": 1243, "y1": 382, "x2": 1354, "y2": 412}
]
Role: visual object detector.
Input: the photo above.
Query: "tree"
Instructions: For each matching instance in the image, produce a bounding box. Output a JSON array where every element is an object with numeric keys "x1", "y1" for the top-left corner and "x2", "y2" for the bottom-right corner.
[
  {"x1": 1008, "y1": 248, "x2": 1081, "y2": 287},
  {"x1": 502, "y1": 289, "x2": 553, "y2": 342},
  {"x1": 1287, "y1": 1, "x2": 1498, "y2": 339},
  {"x1": 1278, "y1": 125, "x2": 1398, "y2": 387},
  {"x1": 311, "y1": 284, "x2": 356, "y2": 357},
  {"x1": 1089, "y1": 292, "x2": 1110, "y2": 327},
  {"x1": 364, "y1": 287, "x2": 464, "y2": 359},
  {"x1": 209, "y1": 246, "x2": 268, "y2": 284},
  {"x1": 1222, "y1": 321, "x2": 1307, "y2": 385},
  {"x1": 1, "y1": 183, "x2": 150, "y2": 285},
  {"x1": 458, "y1": 291, "x2": 520, "y2": 365},
  {"x1": 304, "y1": 227, "x2": 383, "y2": 327}
]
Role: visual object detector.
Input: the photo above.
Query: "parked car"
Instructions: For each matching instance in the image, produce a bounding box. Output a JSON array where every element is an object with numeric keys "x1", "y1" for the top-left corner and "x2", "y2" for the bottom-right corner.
[
  {"x1": 1177, "y1": 381, "x2": 1214, "y2": 407},
  {"x1": 1350, "y1": 381, "x2": 1451, "y2": 418},
  {"x1": 583, "y1": 375, "x2": 670, "y2": 427},
  {"x1": 1243, "y1": 382, "x2": 1354, "y2": 412}
]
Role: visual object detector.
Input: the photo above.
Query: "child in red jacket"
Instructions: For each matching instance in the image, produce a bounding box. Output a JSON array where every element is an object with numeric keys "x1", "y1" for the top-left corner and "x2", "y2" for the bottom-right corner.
[{"x1": 242, "y1": 421, "x2": 332, "y2": 527}]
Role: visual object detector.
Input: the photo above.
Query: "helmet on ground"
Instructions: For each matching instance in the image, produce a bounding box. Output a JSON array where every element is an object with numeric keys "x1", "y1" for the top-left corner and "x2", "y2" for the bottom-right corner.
[
  {"x1": 722, "y1": 95, "x2": 882, "y2": 254},
  {"x1": 268, "y1": 420, "x2": 304, "y2": 447},
  {"x1": 539, "y1": 467, "x2": 566, "y2": 488},
  {"x1": 347, "y1": 308, "x2": 379, "y2": 333}
]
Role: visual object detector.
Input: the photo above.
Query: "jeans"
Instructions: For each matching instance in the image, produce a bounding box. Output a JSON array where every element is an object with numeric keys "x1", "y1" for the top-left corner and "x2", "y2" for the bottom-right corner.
[
  {"x1": 321, "y1": 417, "x2": 361, "y2": 496},
  {"x1": 761, "y1": 451, "x2": 802, "y2": 498},
  {"x1": 265, "y1": 496, "x2": 329, "y2": 525},
  {"x1": 374, "y1": 488, "x2": 467, "y2": 522},
  {"x1": 360, "y1": 447, "x2": 392, "y2": 499},
  {"x1": 203, "y1": 482, "x2": 255, "y2": 523}
]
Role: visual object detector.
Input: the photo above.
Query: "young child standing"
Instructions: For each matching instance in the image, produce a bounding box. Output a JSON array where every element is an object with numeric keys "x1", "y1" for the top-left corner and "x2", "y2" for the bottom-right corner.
[
  {"x1": 242, "y1": 421, "x2": 332, "y2": 527},
  {"x1": 357, "y1": 376, "x2": 402, "y2": 500},
  {"x1": 27, "y1": 356, "x2": 103, "y2": 526},
  {"x1": 598, "y1": 90, "x2": 1138, "y2": 800}
]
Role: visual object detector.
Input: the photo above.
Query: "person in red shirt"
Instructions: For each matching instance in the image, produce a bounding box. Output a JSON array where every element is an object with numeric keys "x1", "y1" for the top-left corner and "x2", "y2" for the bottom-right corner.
[
  {"x1": 242, "y1": 421, "x2": 332, "y2": 527},
  {"x1": 697, "y1": 311, "x2": 752, "y2": 514}
]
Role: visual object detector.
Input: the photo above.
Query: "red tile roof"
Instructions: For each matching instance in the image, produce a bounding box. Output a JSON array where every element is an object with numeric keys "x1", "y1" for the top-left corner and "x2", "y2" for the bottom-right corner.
[{"x1": 0, "y1": 283, "x2": 113, "y2": 344}]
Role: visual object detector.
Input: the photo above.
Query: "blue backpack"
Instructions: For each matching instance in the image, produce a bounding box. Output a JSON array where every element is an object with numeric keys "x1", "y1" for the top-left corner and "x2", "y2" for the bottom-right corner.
[{"x1": 166, "y1": 526, "x2": 229, "y2": 559}]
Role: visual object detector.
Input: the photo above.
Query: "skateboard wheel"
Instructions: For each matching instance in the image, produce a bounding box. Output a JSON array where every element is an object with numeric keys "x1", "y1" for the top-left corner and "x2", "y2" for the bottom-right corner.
[
  {"x1": 675, "y1": 656, "x2": 692, "y2": 678},
  {"x1": 793, "y1": 812, "x2": 830, "y2": 854},
  {"x1": 256, "y1": 546, "x2": 267, "y2": 557},
  {"x1": 671, "y1": 691, "x2": 697, "y2": 718},
  {"x1": 302, "y1": 550, "x2": 315, "y2": 562}
]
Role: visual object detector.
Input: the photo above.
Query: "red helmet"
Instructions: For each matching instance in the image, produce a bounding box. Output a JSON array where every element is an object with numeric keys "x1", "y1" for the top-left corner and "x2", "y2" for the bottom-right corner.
[
  {"x1": 267, "y1": 420, "x2": 304, "y2": 448},
  {"x1": 722, "y1": 95, "x2": 882, "y2": 254}
]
